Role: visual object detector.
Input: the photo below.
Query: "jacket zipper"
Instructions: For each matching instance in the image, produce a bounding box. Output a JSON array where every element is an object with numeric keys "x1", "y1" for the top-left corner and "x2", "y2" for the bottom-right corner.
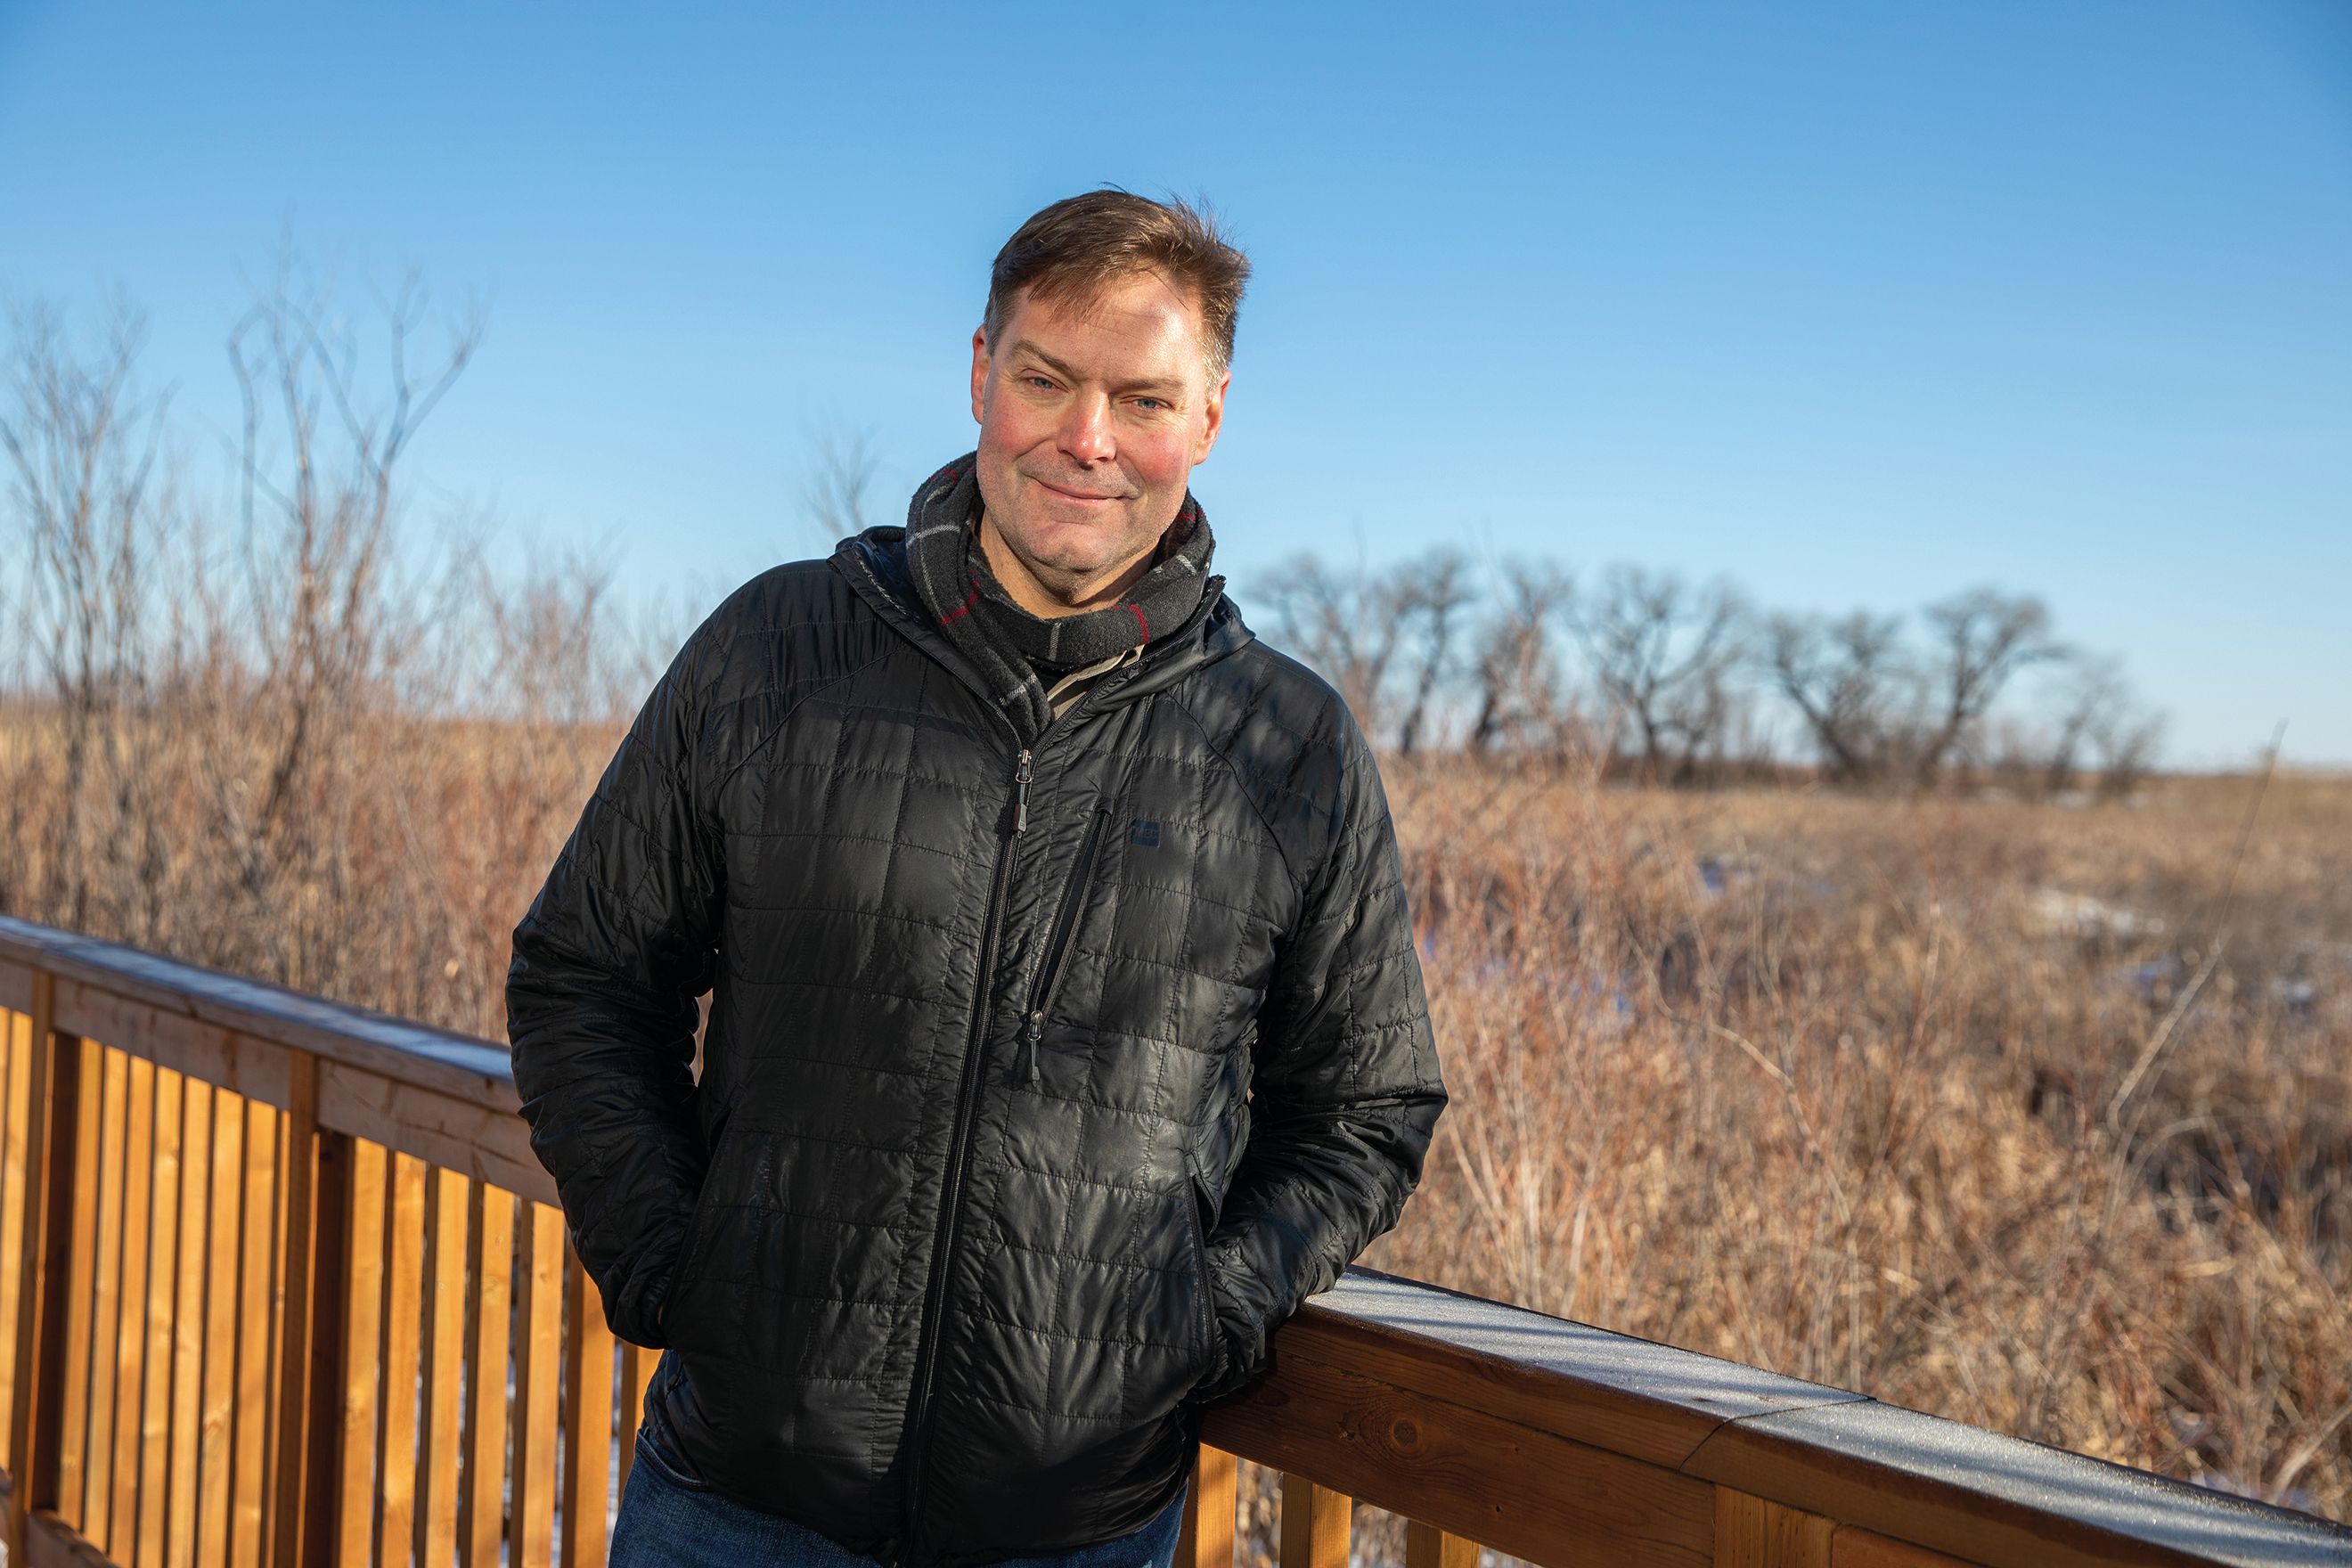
[
  {"x1": 899, "y1": 745, "x2": 1026, "y2": 1549},
  {"x1": 1018, "y1": 806, "x2": 1108, "y2": 1087},
  {"x1": 892, "y1": 629, "x2": 1161, "y2": 1553}
]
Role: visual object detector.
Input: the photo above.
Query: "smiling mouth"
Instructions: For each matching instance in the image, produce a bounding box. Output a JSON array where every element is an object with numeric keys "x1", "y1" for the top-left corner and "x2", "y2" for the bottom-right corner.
[{"x1": 1033, "y1": 477, "x2": 1128, "y2": 503}]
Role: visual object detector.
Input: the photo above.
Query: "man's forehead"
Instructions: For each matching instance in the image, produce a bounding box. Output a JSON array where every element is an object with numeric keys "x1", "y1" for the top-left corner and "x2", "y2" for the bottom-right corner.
[{"x1": 998, "y1": 271, "x2": 1211, "y2": 374}]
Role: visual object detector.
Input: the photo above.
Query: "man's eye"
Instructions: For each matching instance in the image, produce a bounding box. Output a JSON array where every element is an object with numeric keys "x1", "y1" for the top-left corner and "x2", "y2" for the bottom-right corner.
[
  {"x1": 1024, "y1": 375, "x2": 1057, "y2": 391},
  {"x1": 1133, "y1": 397, "x2": 1168, "y2": 412}
]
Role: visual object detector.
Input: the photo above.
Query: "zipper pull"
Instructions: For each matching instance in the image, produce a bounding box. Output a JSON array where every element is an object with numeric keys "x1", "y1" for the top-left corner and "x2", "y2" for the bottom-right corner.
[
  {"x1": 1022, "y1": 1010, "x2": 1046, "y2": 1084},
  {"x1": 1012, "y1": 748, "x2": 1033, "y2": 834}
]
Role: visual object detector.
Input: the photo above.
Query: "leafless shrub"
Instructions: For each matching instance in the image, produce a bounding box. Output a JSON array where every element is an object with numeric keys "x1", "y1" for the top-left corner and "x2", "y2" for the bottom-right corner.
[{"x1": 0, "y1": 267, "x2": 650, "y2": 1031}]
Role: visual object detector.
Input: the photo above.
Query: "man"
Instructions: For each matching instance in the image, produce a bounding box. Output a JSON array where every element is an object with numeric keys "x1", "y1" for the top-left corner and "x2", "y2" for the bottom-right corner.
[{"x1": 507, "y1": 192, "x2": 1446, "y2": 1568}]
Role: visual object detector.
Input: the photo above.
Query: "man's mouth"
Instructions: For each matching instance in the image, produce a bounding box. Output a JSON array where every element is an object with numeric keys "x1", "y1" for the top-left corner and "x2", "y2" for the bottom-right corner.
[{"x1": 1032, "y1": 476, "x2": 1127, "y2": 503}]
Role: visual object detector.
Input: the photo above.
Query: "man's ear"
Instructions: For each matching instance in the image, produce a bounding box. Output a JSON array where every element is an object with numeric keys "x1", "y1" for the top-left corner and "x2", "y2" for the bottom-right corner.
[
  {"x1": 1193, "y1": 365, "x2": 1231, "y2": 465},
  {"x1": 969, "y1": 326, "x2": 992, "y2": 425}
]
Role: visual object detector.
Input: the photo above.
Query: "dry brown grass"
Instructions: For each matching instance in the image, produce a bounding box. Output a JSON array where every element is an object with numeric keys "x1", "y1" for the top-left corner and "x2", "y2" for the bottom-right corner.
[
  {"x1": 4, "y1": 694, "x2": 2346, "y2": 1526},
  {"x1": 1366, "y1": 760, "x2": 2352, "y2": 1523}
]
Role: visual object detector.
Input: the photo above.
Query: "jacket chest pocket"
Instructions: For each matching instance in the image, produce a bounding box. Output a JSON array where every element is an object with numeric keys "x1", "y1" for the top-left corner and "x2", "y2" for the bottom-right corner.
[{"x1": 1016, "y1": 804, "x2": 1114, "y2": 1088}]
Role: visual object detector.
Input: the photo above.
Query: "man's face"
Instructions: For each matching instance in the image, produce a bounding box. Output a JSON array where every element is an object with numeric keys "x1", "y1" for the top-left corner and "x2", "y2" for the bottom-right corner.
[{"x1": 968, "y1": 267, "x2": 1228, "y2": 609}]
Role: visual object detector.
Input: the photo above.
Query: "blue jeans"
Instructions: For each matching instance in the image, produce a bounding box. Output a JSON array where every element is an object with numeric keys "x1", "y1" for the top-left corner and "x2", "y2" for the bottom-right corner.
[{"x1": 609, "y1": 1431, "x2": 1189, "y2": 1568}]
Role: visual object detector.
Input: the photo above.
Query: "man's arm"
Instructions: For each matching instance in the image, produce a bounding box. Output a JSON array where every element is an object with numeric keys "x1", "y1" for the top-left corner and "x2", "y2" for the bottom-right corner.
[
  {"x1": 505, "y1": 625, "x2": 723, "y2": 1349},
  {"x1": 1195, "y1": 721, "x2": 1447, "y2": 1401}
]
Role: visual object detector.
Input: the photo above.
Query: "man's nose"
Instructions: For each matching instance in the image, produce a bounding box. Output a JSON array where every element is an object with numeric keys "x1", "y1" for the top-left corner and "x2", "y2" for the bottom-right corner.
[{"x1": 1058, "y1": 392, "x2": 1116, "y2": 464}]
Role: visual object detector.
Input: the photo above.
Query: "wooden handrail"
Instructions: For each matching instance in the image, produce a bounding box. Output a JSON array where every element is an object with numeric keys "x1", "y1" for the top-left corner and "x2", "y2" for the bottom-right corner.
[{"x1": 0, "y1": 912, "x2": 2345, "y2": 1568}]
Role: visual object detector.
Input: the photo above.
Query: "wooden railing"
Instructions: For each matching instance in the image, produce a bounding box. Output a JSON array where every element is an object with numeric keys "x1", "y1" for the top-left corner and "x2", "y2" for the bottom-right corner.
[{"x1": 0, "y1": 914, "x2": 2343, "y2": 1568}]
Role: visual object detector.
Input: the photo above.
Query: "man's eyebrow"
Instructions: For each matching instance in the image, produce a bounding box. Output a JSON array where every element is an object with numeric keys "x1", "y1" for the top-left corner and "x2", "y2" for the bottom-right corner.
[{"x1": 1004, "y1": 339, "x2": 1185, "y2": 397}]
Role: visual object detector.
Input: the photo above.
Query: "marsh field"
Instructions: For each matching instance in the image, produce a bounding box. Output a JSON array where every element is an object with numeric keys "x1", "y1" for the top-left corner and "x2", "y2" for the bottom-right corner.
[{"x1": 5, "y1": 682, "x2": 2346, "y2": 1537}]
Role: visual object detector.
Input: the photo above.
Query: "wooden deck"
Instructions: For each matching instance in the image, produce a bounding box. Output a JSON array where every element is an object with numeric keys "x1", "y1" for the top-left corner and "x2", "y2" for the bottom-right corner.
[{"x1": 0, "y1": 913, "x2": 2344, "y2": 1568}]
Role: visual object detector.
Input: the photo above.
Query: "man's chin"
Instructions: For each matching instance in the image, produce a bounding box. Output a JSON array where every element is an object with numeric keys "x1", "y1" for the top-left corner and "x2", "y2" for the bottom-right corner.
[{"x1": 1004, "y1": 513, "x2": 1123, "y2": 567}]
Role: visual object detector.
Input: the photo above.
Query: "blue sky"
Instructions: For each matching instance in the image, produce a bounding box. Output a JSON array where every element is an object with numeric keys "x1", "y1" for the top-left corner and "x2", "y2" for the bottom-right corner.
[{"x1": 3, "y1": 1, "x2": 2347, "y2": 764}]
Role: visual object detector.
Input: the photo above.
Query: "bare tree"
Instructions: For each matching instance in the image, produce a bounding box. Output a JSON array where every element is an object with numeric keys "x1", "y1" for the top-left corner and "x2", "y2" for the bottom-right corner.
[
  {"x1": 2038, "y1": 651, "x2": 2129, "y2": 797},
  {"x1": 1566, "y1": 565, "x2": 1748, "y2": 785},
  {"x1": 0, "y1": 297, "x2": 181, "y2": 937},
  {"x1": 1394, "y1": 548, "x2": 1476, "y2": 755},
  {"x1": 1765, "y1": 609, "x2": 1908, "y2": 785},
  {"x1": 2087, "y1": 698, "x2": 2165, "y2": 802},
  {"x1": 1255, "y1": 552, "x2": 1415, "y2": 737},
  {"x1": 803, "y1": 425, "x2": 881, "y2": 545},
  {"x1": 1468, "y1": 560, "x2": 1573, "y2": 755},
  {"x1": 216, "y1": 261, "x2": 481, "y2": 975},
  {"x1": 1914, "y1": 586, "x2": 2062, "y2": 788}
]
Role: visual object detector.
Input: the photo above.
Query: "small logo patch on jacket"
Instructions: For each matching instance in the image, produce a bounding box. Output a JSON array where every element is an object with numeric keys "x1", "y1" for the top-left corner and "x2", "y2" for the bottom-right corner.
[{"x1": 1129, "y1": 819, "x2": 1162, "y2": 848}]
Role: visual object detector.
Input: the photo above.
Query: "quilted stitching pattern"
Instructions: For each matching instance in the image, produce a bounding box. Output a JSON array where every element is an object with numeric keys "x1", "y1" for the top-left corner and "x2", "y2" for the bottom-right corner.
[{"x1": 508, "y1": 528, "x2": 1446, "y2": 1568}]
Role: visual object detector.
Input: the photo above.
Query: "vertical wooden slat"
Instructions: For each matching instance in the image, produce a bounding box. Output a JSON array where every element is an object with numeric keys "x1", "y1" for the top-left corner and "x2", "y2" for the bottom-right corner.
[
  {"x1": 229, "y1": 1097, "x2": 278, "y2": 1568},
  {"x1": 0, "y1": 1004, "x2": 35, "y2": 1471},
  {"x1": 52, "y1": 1035, "x2": 101, "y2": 1531},
  {"x1": 108, "y1": 1052, "x2": 158, "y2": 1552},
  {"x1": 261, "y1": 1108, "x2": 290, "y2": 1568},
  {"x1": 373, "y1": 1153, "x2": 426, "y2": 1568},
  {"x1": 1715, "y1": 1488, "x2": 1834, "y2": 1568},
  {"x1": 560, "y1": 1253, "x2": 616, "y2": 1568},
  {"x1": 414, "y1": 1167, "x2": 469, "y2": 1568},
  {"x1": 194, "y1": 1089, "x2": 246, "y2": 1568},
  {"x1": 271, "y1": 1055, "x2": 353, "y2": 1568},
  {"x1": 456, "y1": 1185, "x2": 512, "y2": 1568},
  {"x1": 269, "y1": 1064, "x2": 320, "y2": 1568},
  {"x1": 1405, "y1": 1519, "x2": 1479, "y2": 1568},
  {"x1": 166, "y1": 1080, "x2": 216, "y2": 1568},
  {"x1": 136, "y1": 1066, "x2": 187, "y2": 1565},
  {"x1": 5, "y1": 976, "x2": 85, "y2": 1562},
  {"x1": 510, "y1": 1203, "x2": 564, "y2": 1568},
  {"x1": 109, "y1": 1052, "x2": 160, "y2": 1552},
  {"x1": 1175, "y1": 1443, "x2": 1237, "y2": 1568},
  {"x1": 1278, "y1": 1474, "x2": 1351, "y2": 1568},
  {"x1": 81, "y1": 1047, "x2": 128, "y2": 1538},
  {"x1": 614, "y1": 1342, "x2": 658, "y2": 1498},
  {"x1": 333, "y1": 1140, "x2": 388, "y2": 1568}
]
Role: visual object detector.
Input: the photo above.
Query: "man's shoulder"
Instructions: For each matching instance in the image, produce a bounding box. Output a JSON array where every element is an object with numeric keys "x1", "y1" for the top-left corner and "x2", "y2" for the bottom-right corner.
[
  {"x1": 1182, "y1": 616, "x2": 1372, "y2": 773},
  {"x1": 696, "y1": 554, "x2": 866, "y2": 641},
  {"x1": 1172, "y1": 614, "x2": 1386, "y2": 878},
  {"x1": 673, "y1": 551, "x2": 899, "y2": 711}
]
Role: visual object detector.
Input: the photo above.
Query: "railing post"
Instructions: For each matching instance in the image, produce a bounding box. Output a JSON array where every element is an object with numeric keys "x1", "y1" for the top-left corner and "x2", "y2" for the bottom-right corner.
[
  {"x1": 1714, "y1": 1489, "x2": 1834, "y2": 1568},
  {"x1": 269, "y1": 1052, "x2": 353, "y2": 1568},
  {"x1": 6, "y1": 971, "x2": 84, "y2": 1559}
]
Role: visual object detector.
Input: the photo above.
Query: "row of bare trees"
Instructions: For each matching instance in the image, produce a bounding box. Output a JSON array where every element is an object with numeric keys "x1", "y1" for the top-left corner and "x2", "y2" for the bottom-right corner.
[
  {"x1": 0, "y1": 273, "x2": 668, "y2": 1013},
  {"x1": 1255, "y1": 552, "x2": 2164, "y2": 795}
]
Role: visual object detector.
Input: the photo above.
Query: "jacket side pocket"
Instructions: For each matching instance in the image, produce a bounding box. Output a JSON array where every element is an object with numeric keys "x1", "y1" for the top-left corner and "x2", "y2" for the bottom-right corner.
[
  {"x1": 657, "y1": 1123, "x2": 737, "y2": 1346},
  {"x1": 1180, "y1": 1161, "x2": 1225, "y2": 1396}
]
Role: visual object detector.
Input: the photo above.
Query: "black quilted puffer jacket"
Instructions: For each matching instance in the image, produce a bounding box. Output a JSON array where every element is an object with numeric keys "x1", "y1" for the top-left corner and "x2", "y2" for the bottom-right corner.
[{"x1": 506, "y1": 524, "x2": 1446, "y2": 1568}]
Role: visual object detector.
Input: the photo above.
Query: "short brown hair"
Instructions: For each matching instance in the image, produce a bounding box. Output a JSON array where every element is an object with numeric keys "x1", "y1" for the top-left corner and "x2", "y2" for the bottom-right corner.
[{"x1": 984, "y1": 191, "x2": 1252, "y2": 378}]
